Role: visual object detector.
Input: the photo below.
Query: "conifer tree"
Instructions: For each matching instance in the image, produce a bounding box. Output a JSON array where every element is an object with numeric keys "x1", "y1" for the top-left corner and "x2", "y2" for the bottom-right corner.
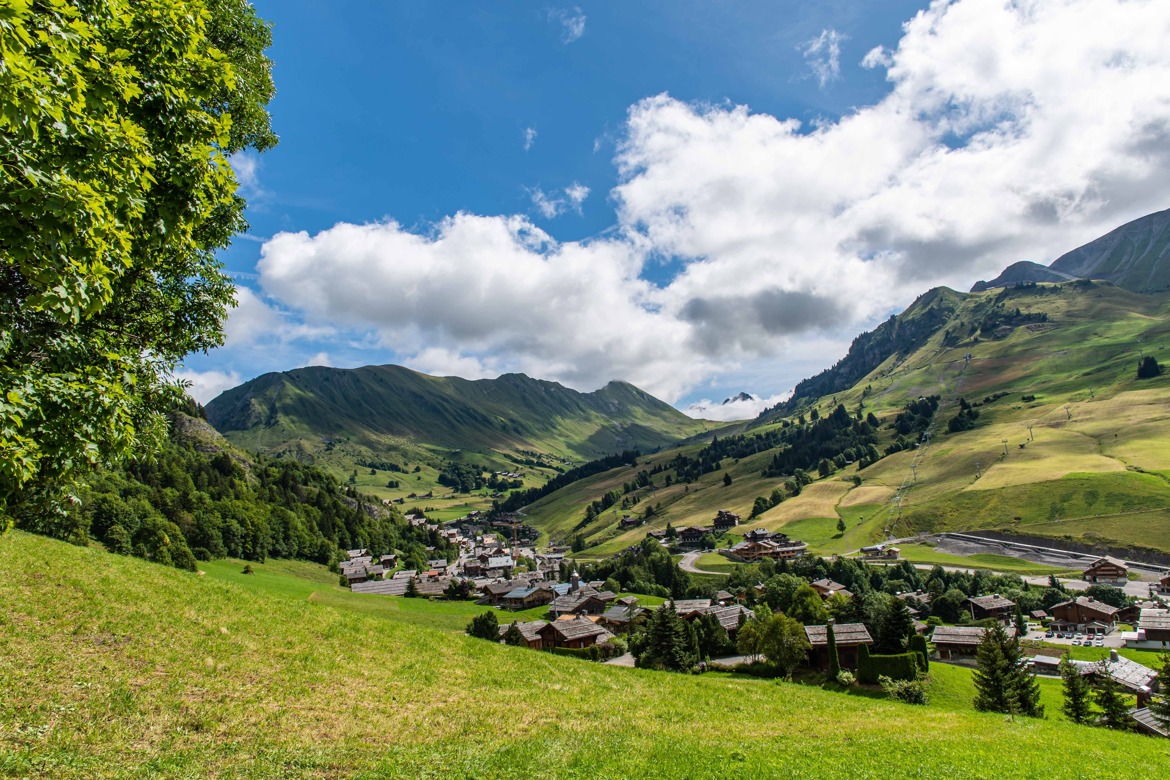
[
  {"x1": 973, "y1": 624, "x2": 1043, "y2": 717},
  {"x1": 1093, "y1": 671, "x2": 1130, "y2": 730},
  {"x1": 1014, "y1": 605, "x2": 1028, "y2": 637},
  {"x1": 502, "y1": 622, "x2": 526, "y2": 646},
  {"x1": 404, "y1": 576, "x2": 418, "y2": 598},
  {"x1": 1060, "y1": 656, "x2": 1093, "y2": 724},
  {"x1": 826, "y1": 620, "x2": 841, "y2": 680},
  {"x1": 877, "y1": 596, "x2": 915, "y2": 653}
]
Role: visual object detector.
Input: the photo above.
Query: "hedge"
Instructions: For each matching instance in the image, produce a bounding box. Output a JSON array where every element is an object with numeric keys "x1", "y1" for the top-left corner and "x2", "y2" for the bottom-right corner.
[
  {"x1": 909, "y1": 635, "x2": 930, "y2": 672},
  {"x1": 857, "y1": 644, "x2": 921, "y2": 685},
  {"x1": 551, "y1": 644, "x2": 621, "y2": 662}
]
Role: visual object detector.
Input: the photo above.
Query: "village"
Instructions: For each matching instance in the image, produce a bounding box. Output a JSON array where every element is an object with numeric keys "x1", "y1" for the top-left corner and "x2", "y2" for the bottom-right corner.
[{"x1": 334, "y1": 505, "x2": 1170, "y2": 738}]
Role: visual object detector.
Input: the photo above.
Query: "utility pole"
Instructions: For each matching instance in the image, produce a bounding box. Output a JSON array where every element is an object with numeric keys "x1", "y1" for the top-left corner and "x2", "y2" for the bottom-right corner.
[
  {"x1": 910, "y1": 463, "x2": 917, "y2": 482},
  {"x1": 1026, "y1": 423, "x2": 1034, "y2": 441},
  {"x1": 975, "y1": 461, "x2": 982, "y2": 479},
  {"x1": 1065, "y1": 404, "x2": 1072, "y2": 421},
  {"x1": 1002, "y1": 439, "x2": 1009, "y2": 457}
]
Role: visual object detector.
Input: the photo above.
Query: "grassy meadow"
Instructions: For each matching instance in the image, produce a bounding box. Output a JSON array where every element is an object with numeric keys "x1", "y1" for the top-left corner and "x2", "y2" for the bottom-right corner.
[{"x1": 3, "y1": 531, "x2": 1169, "y2": 779}]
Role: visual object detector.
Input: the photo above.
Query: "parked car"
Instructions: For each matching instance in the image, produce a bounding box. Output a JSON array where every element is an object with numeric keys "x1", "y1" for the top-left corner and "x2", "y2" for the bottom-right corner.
[
  {"x1": 1045, "y1": 631, "x2": 1054, "y2": 638},
  {"x1": 1094, "y1": 638, "x2": 1104, "y2": 647}
]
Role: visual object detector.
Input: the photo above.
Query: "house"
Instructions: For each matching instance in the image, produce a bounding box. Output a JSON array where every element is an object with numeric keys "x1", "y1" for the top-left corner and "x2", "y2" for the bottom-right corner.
[
  {"x1": 351, "y1": 578, "x2": 409, "y2": 596},
  {"x1": 549, "y1": 587, "x2": 617, "y2": 616},
  {"x1": 727, "y1": 536, "x2": 808, "y2": 562},
  {"x1": 931, "y1": 625, "x2": 1017, "y2": 660},
  {"x1": 714, "y1": 590, "x2": 736, "y2": 604},
  {"x1": 664, "y1": 599, "x2": 714, "y2": 618},
  {"x1": 1032, "y1": 650, "x2": 1159, "y2": 702},
  {"x1": 1082, "y1": 556, "x2": 1128, "y2": 585},
  {"x1": 810, "y1": 579, "x2": 853, "y2": 600},
  {"x1": 346, "y1": 548, "x2": 370, "y2": 559},
  {"x1": 966, "y1": 594, "x2": 1016, "y2": 624},
  {"x1": 599, "y1": 604, "x2": 647, "y2": 632},
  {"x1": 486, "y1": 555, "x2": 515, "y2": 576},
  {"x1": 712, "y1": 510, "x2": 740, "y2": 533},
  {"x1": 1124, "y1": 608, "x2": 1170, "y2": 649},
  {"x1": 1130, "y1": 707, "x2": 1170, "y2": 739},
  {"x1": 497, "y1": 620, "x2": 547, "y2": 649},
  {"x1": 805, "y1": 623, "x2": 874, "y2": 671},
  {"x1": 379, "y1": 554, "x2": 398, "y2": 569},
  {"x1": 479, "y1": 580, "x2": 521, "y2": 606},
  {"x1": 618, "y1": 515, "x2": 643, "y2": 529},
  {"x1": 1155, "y1": 573, "x2": 1170, "y2": 596},
  {"x1": 1049, "y1": 596, "x2": 1121, "y2": 635},
  {"x1": 679, "y1": 526, "x2": 710, "y2": 545},
  {"x1": 743, "y1": 528, "x2": 774, "y2": 542},
  {"x1": 860, "y1": 544, "x2": 901, "y2": 560},
  {"x1": 1030, "y1": 609, "x2": 1049, "y2": 622},
  {"x1": 502, "y1": 585, "x2": 556, "y2": 610},
  {"x1": 537, "y1": 617, "x2": 613, "y2": 649}
]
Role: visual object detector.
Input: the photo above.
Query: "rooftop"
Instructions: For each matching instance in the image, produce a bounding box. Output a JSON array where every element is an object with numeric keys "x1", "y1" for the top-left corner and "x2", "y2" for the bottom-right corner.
[{"x1": 805, "y1": 623, "x2": 873, "y2": 646}]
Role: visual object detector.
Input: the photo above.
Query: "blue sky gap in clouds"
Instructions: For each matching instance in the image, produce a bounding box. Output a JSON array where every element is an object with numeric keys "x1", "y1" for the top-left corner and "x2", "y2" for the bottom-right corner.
[{"x1": 180, "y1": 0, "x2": 1170, "y2": 422}]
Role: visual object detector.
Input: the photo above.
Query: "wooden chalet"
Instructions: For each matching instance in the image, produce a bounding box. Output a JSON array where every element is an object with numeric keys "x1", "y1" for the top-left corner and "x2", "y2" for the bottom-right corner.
[
  {"x1": 1049, "y1": 596, "x2": 1121, "y2": 635},
  {"x1": 679, "y1": 526, "x2": 710, "y2": 545},
  {"x1": 502, "y1": 584, "x2": 556, "y2": 610},
  {"x1": 1126, "y1": 608, "x2": 1170, "y2": 649},
  {"x1": 931, "y1": 625, "x2": 1016, "y2": 660},
  {"x1": 1082, "y1": 556, "x2": 1128, "y2": 586},
  {"x1": 966, "y1": 594, "x2": 1016, "y2": 624},
  {"x1": 1155, "y1": 573, "x2": 1170, "y2": 596},
  {"x1": 497, "y1": 620, "x2": 547, "y2": 650},
  {"x1": 805, "y1": 623, "x2": 873, "y2": 671},
  {"x1": 537, "y1": 617, "x2": 613, "y2": 649},
  {"x1": 810, "y1": 579, "x2": 853, "y2": 600},
  {"x1": 598, "y1": 604, "x2": 646, "y2": 632},
  {"x1": 728, "y1": 535, "x2": 808, "y2": 562},
  {"x1": 712, "y1": 510, "x2": 740, "y2": 533}
]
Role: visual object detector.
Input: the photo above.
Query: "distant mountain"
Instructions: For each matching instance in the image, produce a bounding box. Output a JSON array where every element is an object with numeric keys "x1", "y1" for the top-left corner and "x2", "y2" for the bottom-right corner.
[
  {"x1": 970, "y1": 261, "x2": 1078, "y2": 292},
  {"x1": 971, "y1": 208, "x2": 1170, "y2": 293},
  {"x1": 1048, "y1": 207, "x2": 1170, "y2": 293},
  {"x1": 723, "y1": 392, "x2": 754, "y2": 405},
  {"x1": 204, "y1": 365, "x2": 711, "y2": 464}
]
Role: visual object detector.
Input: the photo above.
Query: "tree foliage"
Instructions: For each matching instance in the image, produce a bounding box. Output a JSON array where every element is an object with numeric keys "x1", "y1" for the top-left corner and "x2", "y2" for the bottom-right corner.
[
  {"x1": 1060, "y1": 656, "x2": 1093, "y2": 725},
  {"x1": 972, "y1": 624, "x2": 1043, "y2": 718},
  {"x1": 0, "y1": 0, "x2": 276, "y2": 519},
  {"x1": 466, "y1": 611, "x2": 499, "y2": 641}
]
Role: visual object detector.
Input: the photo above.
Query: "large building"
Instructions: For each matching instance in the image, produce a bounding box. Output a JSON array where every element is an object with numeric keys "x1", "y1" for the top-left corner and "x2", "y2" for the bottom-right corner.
[
  {"x1": 1082, "y1": 556, "x2": 1129, "y2": 586},
  {"x1": 1049, "y1": 596, "x2": 1122, "y2": 635},
  {"x1": 805, "y1": 623, "x2": 873, "y2": 671}
]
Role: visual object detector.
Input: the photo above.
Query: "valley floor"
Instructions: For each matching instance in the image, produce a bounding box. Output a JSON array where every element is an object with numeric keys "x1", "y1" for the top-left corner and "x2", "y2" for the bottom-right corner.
[{"x1": 2, "y1": 532, "x2": 1168, "y2": 779}]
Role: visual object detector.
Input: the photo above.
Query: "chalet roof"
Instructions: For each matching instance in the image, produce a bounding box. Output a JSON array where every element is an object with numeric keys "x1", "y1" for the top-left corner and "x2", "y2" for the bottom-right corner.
[
  {"x1": 811, "y1": 579, "x2": 847, "y2": 591},
  {"x1": 600, "y1": 605, "x2": 645, "y2": 623},
  {"x1": 482, "y1": 580, "x2": 519, "y2": 596},
  {"x1": 715, "y1": 590, "x2": 735, "y2": 602},
  {"x1": 1085, "y1": 556, "x2": 1128, "y2": 571},
  {"x1": 487, "y1": 556, "x2": 515, "y2": 569},
  {"x1": 664, "y1": 599, "x2": 713, "y2": 615},
  {"x1": 498, "y1": 620, "x2": 547, "y2": 643},
  {"x1": 1138, "y1": 608, "x2": 1170, "y2": 631},
  {"x1": 503, "y1": 587, "x2": 536, "y2": 600},
  {"x1": 1030, "y1": 610, "x2": 1049, "y2": 619},
  {"x1": 709, "y1": 605, "x2": 753, "y2": 631},
  {"x1": 415, "y1": 579, "x2": 448, "y2": 596},
  {"x1": 805, "y1": 623, "x2": 873, "y2": 647},
  {"x1": 392, "y1": 569, "x2": 418, "y2": 580},
  {"x1": 931, "y1": 625, "x2": 1017, "y2": 646},
  {"x1": 1051, "y1": 596, "x2": 1122, "y2": 617},
  {"x1": 1088, "y1": 653, "x2": 1157, "y2": 693},
  {"x1": 540, "y1": 616, "x2": 611, "y2": 642},
  {"x1": 1130, "y1": 707, "x2": 1170, "y2": 738},
  {"x1": 967, "y1": 594, "x2": 1016, "y2": 611}
]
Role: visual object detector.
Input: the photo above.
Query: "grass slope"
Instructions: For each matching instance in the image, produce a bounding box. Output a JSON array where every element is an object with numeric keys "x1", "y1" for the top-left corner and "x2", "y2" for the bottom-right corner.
[
  {"x1": 2, "y1": 532, "x2": 1168, "y2": 779},
  {"x1": 522, "y1": 282, "x2": 1170, "y2": 560}
]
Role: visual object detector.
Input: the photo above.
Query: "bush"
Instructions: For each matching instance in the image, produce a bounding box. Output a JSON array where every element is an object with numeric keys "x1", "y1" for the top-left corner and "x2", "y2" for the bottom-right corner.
[
  {"x1": 551, "y1": 643, "x2": 622, "y2": 662},
  {"x1": 858, "y1": 647, "x2": 922, "y2": 685},
  {"x1": 836, "y1": 670, "x2": 855, "y2": 686},
  {"x1": 880, "y1": 674, "x2": 929, "y2": 705},
  {"x1": 909, "y1": 634, "x2": 930, "y2": 672}
]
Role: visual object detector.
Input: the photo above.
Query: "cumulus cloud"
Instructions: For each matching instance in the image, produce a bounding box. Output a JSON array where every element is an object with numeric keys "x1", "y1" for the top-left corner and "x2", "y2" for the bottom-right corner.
[
  {"x1": 685, "y1": 392, "x2": 792, "y2": 422},
  {"x1": 549, "y1": 6, "x2": 586, "y2": 43},
  {"x1": 175, "y1": 368, "x2": 242, "y2": 405},
  {"x1": 801, "y1": 28, "x2": 845, "y2": 88},
  {"x1": 250, "y1": 0, "x2": 1170, "y2": 406},
  {"x1": 523, "y1": 126, "x2": 537, "y2": 151},
  {"x1": 229, "y1": 151, "x2": 263, "y2": 198}
]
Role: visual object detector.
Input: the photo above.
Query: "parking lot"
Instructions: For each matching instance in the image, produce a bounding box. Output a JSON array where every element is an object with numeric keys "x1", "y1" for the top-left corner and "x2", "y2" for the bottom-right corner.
[{"x1": 1023, "y1": 624, "x2": 1124, "y2": 648}]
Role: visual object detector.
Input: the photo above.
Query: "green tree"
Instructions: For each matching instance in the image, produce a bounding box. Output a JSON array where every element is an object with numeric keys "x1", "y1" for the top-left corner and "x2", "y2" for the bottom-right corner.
[
  {"x1": 1014, "y1": 604, "x2": 1028, "y2": 637},
  {"x1": 787, "y1": 584, "x2": 829, "y2": 625},
  {"x1": 1, "y1": 0, "x2": 276, "y2": 523},
  {"x1": 826, "y1": 620, "x2": 841, "y2": 680},
  {"x1": 722, "y1": 472, "x2": 732, "y2": 487},
  {"x1": 972, "y1": 624, "x2": 1043, "y2": 718},
  {"x1": 836, "y1": 517, "x2": 846, "y2": 534},
  {"x1": 1093, "y1": 672, "x2": 1130, "y2": 730},
  {"x1": 502, "y1": 622, "x2": 526, "y2": 646},
  {"x1": 404, "y1": 576, "x2": 419, "y2": 598},
  {"x1": 1060, "y1": 656, "x2": 1093, "y2": 725},
  {"x1": 876, "y1": 596, "x2": 915, "y2": 654},
  {"x1": 638, "y1": 604, "x2": 697, "y2": 672},
  {"x1": 1137, "y1": 355, "x2": 1164, "y2": 379},
  {"x1": 466, "y1": 610, "x2": 499, "y2": 641},
  {"x1": 1149, "y1": 650, "x2": 1170, "y2": 729},
  {"x1": 757, "y1": 612, "x2": 811, "y2": 678}
]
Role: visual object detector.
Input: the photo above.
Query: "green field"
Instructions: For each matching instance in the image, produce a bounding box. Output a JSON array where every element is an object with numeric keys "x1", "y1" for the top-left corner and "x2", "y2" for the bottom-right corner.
[{"x1": 3, "y1": 532, "x2": 1168, "y2": 778}]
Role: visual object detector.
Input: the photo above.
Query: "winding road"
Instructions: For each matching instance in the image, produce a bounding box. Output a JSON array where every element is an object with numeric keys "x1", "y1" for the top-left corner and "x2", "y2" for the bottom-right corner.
[{"x1": 678, "y1": 550, "x2": 729, "y2": 576}]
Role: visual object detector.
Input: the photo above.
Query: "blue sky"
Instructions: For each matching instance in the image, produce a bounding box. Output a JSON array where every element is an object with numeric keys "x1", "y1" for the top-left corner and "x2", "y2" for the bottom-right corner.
[{"x1": 184, "y1": 0, "x2": 1170, "y2": 420}]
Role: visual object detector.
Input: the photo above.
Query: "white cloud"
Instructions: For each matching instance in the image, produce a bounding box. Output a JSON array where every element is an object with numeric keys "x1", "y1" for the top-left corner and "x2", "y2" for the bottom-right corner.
[
  {"x1": 801, "y1": 28, "x2": 845, "y2": 88},
  {"x1": 405, "y1": 347, "x2": 496, "y2": 380},
  {"x1": 685, "y1": 392, "x2": 792, "y2": 422},
  {"x1": 549, "y1": 7, "x2": 586, "y2": 43},
  {"x1": 229, "y1": 151, "x2": 263, "y2": 197},
  {"x1": 175, "y1": 368, "x2": 242, "y2": 405},
  {"x1": 528, "y1": 182, "x2": 591, "y2": 218},
  {"x1": 250, "y1": 0, "x2": 1170, "y2": 407},
  {"x1": 523, "y1": 126, "x2": 537, "y2": 151},
  {"x1": 304, "y1": 352, "x2": 332, "y2": 367}
]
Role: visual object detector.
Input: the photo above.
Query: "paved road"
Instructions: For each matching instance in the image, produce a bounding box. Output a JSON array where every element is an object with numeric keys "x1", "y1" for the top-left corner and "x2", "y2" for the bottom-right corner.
[{"x1": 678, "y1": 550, "x2": 729, "y2": 576}]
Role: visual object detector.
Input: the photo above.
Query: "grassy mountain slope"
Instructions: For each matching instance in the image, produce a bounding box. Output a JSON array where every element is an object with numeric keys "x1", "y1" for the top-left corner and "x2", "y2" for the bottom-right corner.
[
  {"x1": 1050, "y1": 207, "x2": 1170, "y2": 293},
  {"x1": 205, "y1": 364, "x2": 712, "y2": 467},
  {"x1": 521, "y1": 281, "x2": 1170, "y2": 559},
  {"x1": 2, "y1": 531, "x2": 1166, "y2": 778}
]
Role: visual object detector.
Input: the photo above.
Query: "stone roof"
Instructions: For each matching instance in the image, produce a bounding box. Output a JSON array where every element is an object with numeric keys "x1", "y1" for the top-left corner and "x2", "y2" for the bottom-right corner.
[
  {"x1": 498, "y1": 620, "x2": 547, "y2": 643},
  {"x1": 1138, "y1": 608, "x2": 1170, "y2": 631},
  {"x1": 541, "y1": 616, "x2": 612, "y2": 642},
  {"x1": 931, "y1": 625, "x2": 1017, "y2": 646},
  {"x1": 664, "y1": 599, "x2": 714, "y2": 615},
  {"x1": 1088, "y1": 653, "x2": 1158, "y2": 693},
  {"x1": 1051, "y1": 596, "x2": 1122, "y2": 617},
  {"x1": 351, "y1": 579, "x2": 409, "y2": 596},
  {"x1": 1085, "y1": 555, "x2": 1128, "y2": 570},
  {"x1": 805, "y1": 623, "x2": 873, "y2": 647},
  {"x1": 967, "y1": 594, "x2": 1016, "y2": 611},
  {"x1": 1130, "y1": 707, "x2": 1170, "y2": 738}
]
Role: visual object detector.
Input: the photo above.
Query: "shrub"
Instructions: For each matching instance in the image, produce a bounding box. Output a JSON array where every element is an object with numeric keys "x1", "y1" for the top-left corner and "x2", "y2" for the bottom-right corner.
[
  {"x1": 242, "y1": 564, "x2": 254, "y2": 575},
  {"x1": 858, "y1": 649, "x2": 922, "y2": 685},
  {"x1": 836, "y1": 670, "x2": 855, "y2": 686},
  {"x1": 880, "y1": 674, "x2": 929, "y2": 705}
]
